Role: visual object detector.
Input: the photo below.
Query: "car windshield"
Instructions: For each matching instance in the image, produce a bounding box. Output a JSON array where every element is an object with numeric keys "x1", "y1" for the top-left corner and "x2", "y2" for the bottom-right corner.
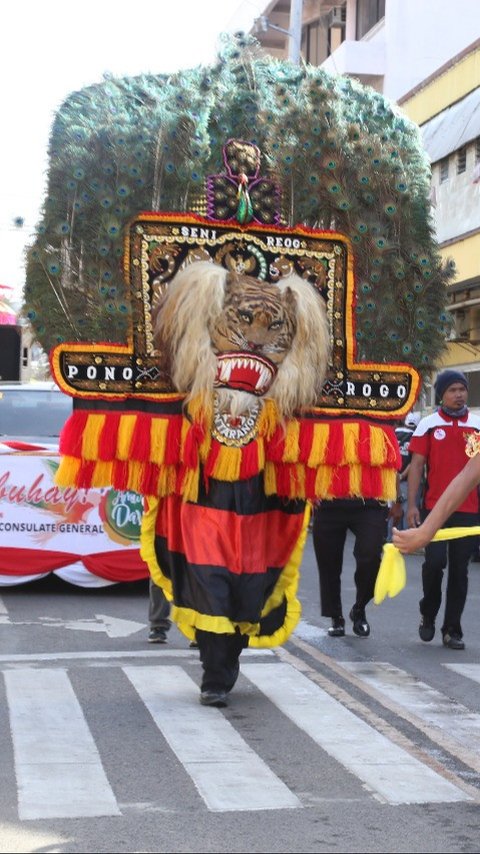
[{"x1": 0, "y1": 388, "x2": 72, "y2": 439}]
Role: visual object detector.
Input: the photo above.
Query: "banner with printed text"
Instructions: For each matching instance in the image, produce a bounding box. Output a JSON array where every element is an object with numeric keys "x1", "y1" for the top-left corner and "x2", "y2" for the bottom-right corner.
[{"x1": 0, "y1": 453, "x2": 149, "y2": 586}]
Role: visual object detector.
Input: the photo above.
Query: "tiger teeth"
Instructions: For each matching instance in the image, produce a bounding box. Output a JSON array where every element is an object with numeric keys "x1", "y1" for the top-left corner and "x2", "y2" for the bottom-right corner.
[
  {"x1": 216, "y1": 353, "x2": 275, "y2": 392},
  {"x1": 256, "y1": 367, "x2": 271, "y2": 390},
  {"x1": 219, "y1": 361, "x2": 232, "y2": 380}
]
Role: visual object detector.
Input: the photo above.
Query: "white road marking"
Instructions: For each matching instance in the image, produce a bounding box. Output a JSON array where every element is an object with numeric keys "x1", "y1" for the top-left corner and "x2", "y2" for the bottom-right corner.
[
  {"x1": 124, "y1": 664, "x2": 301, "y2": 812},
  {"x1": 0, "y1": 595, "x2": 10, "y2": 624},
  {"x1": 444, "y1": 662, "x2": 480, "y2": 684},
  {"x1": 242, "y1": 661, "x2": 471, "y2": 804},
  {"x1": 3, "y1": 668, "x2": 120, "y2": 820},
  {"x1": 38, "y1": 614, "x2": 147, "y2": 637},
  {"x1": 3, "y1": 655, "x2": 475, "y2": 820},
  {"x1": 0, "y1": 614, "x2": 146, "y2": 637},
  {"x1": 0, "y1": 647, "x2": 272, "y2": 664},
  {"x1": 339, "y1": 661, "x2": 480, "y2": 758},
  {"x1": 293, "y1": 620, "x2": 327, "y2": 640}
]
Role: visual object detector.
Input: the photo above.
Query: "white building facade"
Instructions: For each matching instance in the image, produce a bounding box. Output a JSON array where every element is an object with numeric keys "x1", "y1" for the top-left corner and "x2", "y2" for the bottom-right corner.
[{"x1": 248, "y1": 0, "x2": 480, "y2": 407}]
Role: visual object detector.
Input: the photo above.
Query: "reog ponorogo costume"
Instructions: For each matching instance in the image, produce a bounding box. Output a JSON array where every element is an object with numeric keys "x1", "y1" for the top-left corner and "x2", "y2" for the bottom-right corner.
[
  {"x1": 36, "y1": 37, "x2": 452, "y2": 705},
  {"x1": 49, "y1": 141, "x2": 418, "y2": 706}
]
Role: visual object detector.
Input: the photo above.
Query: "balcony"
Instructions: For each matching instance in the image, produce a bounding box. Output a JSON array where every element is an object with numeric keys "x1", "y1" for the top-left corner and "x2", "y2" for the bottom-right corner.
[{"x1": 322, "y1": 38, "x2": 385, "y2": 87}]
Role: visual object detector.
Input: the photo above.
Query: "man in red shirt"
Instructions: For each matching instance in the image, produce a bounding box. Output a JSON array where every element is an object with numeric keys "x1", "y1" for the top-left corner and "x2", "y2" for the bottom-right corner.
[{"x1": 407, "y1": 369, "x2": 480, "y2": 649}]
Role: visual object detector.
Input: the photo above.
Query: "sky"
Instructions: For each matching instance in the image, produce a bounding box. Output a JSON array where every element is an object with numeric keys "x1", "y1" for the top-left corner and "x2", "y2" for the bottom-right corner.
[{"x1": 0, "y1": 0, "x2": 263, "y2": 306}]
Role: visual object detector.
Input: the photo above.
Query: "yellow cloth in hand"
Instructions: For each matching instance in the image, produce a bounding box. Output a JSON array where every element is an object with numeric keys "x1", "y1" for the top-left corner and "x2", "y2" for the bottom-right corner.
[
  {"x1": 431, "y1": 525, "x2": 480, "y2": 542},
  {"x1": 374, "y1": 526, "x2": 480, "y2": 605},
  {"x1": 374, "y1": 543, "x2": 407, "y2": 604}
]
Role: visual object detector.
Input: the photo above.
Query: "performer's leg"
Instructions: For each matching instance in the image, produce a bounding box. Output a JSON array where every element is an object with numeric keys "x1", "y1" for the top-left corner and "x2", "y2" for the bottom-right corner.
[
  {"x1": 351, "y1": 503, "x2": 388, "y2": 608},
  {"x1": 443, "y1": 537, "x2": 470, "y2": 638},
  {"x1": 148, "y1": 578, "x2": 171, "y2": 628},
  {"x1": 148, "y1": 578, "x2": 171, "y2": 643},
  {"x1": 196, "y1": 629, "x2": 248, "y2": 704},
  {"x1": 441, "y1": 513, "x2": 476, "y2": 643},
  {"x1": 224, "y1": 630, "x2": 248, "y2": 692},
  {"x1": 312, "y1": 504, "x2": 347, "y2": 618},
  {"x1": 420, "y1": 540, "x2": 447, "y2": 622}
]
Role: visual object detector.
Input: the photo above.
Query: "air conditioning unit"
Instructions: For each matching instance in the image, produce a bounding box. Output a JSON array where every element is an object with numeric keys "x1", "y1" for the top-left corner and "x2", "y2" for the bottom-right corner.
[{"x1": 328, "y1": 6, "x2": 346, "y2": 29}]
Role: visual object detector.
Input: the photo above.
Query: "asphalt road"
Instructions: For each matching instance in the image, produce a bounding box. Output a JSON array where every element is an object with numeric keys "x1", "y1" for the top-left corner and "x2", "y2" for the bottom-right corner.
[{"x1": 0, "y1": 531, "x2": 479, "y2": 854}]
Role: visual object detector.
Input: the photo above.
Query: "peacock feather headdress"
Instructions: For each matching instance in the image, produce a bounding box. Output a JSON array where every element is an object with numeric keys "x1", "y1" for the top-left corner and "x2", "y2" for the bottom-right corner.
[{"x1": 23, "y1": 32, "x2": 453, "y2": 375}]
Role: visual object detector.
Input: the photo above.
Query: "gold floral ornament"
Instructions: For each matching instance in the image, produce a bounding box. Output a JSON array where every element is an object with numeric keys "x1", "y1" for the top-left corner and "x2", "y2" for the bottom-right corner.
[{"x1": 465, "y1": 430, "x2": 480, "y2": 458}]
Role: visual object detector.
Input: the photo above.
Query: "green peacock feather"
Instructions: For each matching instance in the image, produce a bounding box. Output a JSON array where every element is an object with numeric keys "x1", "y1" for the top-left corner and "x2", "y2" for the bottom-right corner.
[{"x1": 22, "y1": 32, "x2": 453, "y2": 375}]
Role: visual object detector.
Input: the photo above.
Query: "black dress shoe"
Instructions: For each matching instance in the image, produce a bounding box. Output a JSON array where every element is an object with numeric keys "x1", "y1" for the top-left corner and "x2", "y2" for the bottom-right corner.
[
  {"x1": 199, "y1": 690, "x2": 228, "y2": 707},
  {"x1": 328, "y1": 616, "x2": 345, "y2": 637},
  {"x1": 349, "y1": 605, "x2": 370, "y2": 637}
]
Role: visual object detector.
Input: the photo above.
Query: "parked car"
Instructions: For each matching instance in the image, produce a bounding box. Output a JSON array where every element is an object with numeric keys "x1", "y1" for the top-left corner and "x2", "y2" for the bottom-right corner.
[{"x1": 0, "y1": 381, "x2": 72, "y2": 449}]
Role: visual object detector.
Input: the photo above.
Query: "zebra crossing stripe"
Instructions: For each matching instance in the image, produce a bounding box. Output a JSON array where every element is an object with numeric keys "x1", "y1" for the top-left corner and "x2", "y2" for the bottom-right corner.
[
  {"x1": 0, "y1": 647, "x2": 273, "y2": 663},
  {"x1": 4, "y1": 668, "x2": 120, "y2": 820},
  {"x1": 242, "y1": 661, "x2": 471, "y2": 805},
  {"x1": 0, "y1": 595, "x2": 9, "y2": 623},
  {"x1": 339, "y1": 661, "x2": 480, "y2": 768},
  {"x1": 123, "y1": 664, "x2": 301, "y2": 812},
  {"x1": 444, "y1": 663, "x2": 480, "y2": 684}
]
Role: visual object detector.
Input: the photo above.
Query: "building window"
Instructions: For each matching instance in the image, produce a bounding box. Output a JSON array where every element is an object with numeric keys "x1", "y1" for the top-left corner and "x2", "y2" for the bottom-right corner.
[
  {"x1": 457, "y1": 146, "x2": 467, "y2": 174},
  {"x1": 302, "y1": 19, "x2": 326, "y2": 65},
  {"x1": 302, "y1": 13, "x2": 344, "y2": 64},
  {"x1": 356, "y1": 0, "x2": 385, "y2": 39},
  {"x1": 473, "y1": 139, "x2": 480, "y2": 183},
  {"x1": 439, "y1": 157, "x2": 449, "y2": 183}
]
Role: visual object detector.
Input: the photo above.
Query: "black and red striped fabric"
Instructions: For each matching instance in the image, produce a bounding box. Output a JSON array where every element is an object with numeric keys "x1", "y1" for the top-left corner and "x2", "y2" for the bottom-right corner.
[{"x1": 153, "y1": 473, "x2": 306, "y2": 640}]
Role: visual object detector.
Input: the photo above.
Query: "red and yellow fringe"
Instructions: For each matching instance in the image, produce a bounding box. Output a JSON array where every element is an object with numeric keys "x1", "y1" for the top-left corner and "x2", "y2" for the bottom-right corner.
[{"x1": 56, "y1": 401, "x2": 400, "y2": 502}]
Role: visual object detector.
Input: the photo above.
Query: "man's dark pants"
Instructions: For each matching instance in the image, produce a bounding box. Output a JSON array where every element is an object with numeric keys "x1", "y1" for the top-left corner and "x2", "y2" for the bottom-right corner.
[
  {"x1": 312, "y1": 499, "x2": 388, "y2": 618},
  {"x1": 420, "y1": 509, "x2": 477, "y2": 637}
]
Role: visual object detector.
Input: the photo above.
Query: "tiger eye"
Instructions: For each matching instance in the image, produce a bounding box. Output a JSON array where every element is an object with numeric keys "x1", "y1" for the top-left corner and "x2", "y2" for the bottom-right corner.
[{"x1": 239, "y1": 310, "x2": 253, "y2": 323}]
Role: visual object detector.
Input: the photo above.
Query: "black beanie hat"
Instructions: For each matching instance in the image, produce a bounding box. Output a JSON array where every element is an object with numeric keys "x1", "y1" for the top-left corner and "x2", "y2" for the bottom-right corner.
[{"x1": 434, "y1": 369, "x2": 468, "y2": 404}]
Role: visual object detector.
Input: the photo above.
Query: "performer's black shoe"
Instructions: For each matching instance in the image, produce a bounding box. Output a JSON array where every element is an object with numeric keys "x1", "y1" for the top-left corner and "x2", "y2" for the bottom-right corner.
[
  {"x1": 349, "y1": 605, "x2": 370, "y2": 637},
  {"x1": 200, "y1": 689, "x2": 228, "y2": 707},
  {"x1": 419, "y1": 615, "x2": 435, "y2": 642},
  {"x1": 327, "y1": 617, "x2": 345, "y2": 637},
  {"x1": 442, "y1": 631, "x2": 465, "y2": 650}
]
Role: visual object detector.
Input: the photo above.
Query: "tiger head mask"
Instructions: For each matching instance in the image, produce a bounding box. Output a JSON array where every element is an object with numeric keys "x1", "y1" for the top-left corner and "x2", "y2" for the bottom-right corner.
[{"x1": 153, "y1": 260, "x2": 330, "y2": 419}]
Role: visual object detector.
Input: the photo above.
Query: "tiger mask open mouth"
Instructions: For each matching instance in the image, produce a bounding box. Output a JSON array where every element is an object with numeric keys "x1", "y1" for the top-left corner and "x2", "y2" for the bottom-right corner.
[{"x1": 214, "y1": 351, "x2": 277, "y2": 396}]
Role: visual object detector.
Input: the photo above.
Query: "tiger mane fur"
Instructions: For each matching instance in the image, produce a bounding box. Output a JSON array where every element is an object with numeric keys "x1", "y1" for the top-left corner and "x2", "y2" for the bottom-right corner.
[{"x1": 153, "y1": 260, "x2": 331, "y2": 419}]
